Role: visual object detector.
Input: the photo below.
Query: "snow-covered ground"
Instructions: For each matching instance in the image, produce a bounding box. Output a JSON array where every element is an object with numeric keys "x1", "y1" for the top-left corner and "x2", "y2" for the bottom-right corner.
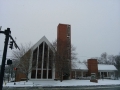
[{"x1": 3, "y1": 79, "x2": 120, "y2": 87}]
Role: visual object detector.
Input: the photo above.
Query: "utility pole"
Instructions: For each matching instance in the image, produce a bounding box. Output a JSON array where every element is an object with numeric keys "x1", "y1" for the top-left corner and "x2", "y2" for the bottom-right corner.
[
  {"x1": 0, "y1": 28, "x2": 20, "y2": 90},
  {"x1": 0, "y1": 28, "x2": 11, "y2": 90}
]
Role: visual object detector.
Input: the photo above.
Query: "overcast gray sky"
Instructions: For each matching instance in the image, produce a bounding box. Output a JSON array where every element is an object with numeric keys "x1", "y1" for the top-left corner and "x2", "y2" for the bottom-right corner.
[{"x1": 0, "y1": 0, "x2": 120, "y2": 64}]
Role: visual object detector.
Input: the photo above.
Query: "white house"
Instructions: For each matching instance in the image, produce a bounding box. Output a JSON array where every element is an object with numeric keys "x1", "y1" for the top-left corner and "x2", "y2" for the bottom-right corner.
[{"x1": 98, "y1": 64, "x2": 117, "y2": 79}]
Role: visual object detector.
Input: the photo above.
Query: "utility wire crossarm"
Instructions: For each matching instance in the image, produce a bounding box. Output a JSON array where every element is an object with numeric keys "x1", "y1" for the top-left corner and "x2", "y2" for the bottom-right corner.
[{"x1": 0, "y1": 31, "x2": 5, "y2": 34}]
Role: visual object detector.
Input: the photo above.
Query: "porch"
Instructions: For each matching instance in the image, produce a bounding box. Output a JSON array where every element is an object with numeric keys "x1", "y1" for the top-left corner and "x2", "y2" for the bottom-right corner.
[
  {"x1": 98, "y1": 64, "x2": 117, "y2": 79},
  {"x1": 98, "y1": 71, "x2": 116, "y2": 79}
]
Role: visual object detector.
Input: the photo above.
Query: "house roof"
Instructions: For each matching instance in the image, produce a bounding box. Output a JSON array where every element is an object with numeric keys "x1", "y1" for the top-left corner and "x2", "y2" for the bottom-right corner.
[
  {"x1": 98, "y1": 64, "x2": 117, "y2": 71},
  {"x1": 72, "y1": 62, "x2": 117, "y2": 71},
  {"x1": 72, "y1": 62, "x2": 88, "y2": 71},
  {"x1": 31, "y1": 36, "x2": 55, "y2": 52}
]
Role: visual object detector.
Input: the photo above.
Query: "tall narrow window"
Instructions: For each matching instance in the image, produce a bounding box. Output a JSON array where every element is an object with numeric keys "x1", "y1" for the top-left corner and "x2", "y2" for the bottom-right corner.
[
  {"x1": 49, "y1": 50, "x2": 53, "y2": 69},
  {"x1": 32, "y1": 48, "x2": 38, "y2": 68},
  {"x1": 31, "y1": 41, "x2": 54, "y2": 79},
  {"x1": 48, "y1": 70, "x2": 52, "y2": 79},
  {"x1": 31, "y1": 70, "x2": 36, "y2": 78},
  {"x1": 43, "y1": 43, "x2": 48, "y2": 69},
  {"x1": 43, "y1": 70, "x2": 47, "y2": 79},
  {"x1": 38, "y1": 43, "x2": 43, "y2": 68},
  {"x1": 37, "y1": 70, "x2": 41, "y2": 79},
  {"x1": 67, "y1": 25, "x2": 70, "y2": 36}
]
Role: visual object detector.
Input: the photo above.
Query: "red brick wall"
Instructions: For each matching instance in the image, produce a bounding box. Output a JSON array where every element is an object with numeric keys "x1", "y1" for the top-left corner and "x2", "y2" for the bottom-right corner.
[
  {"x1": 56, "y1": 24, "x2": 71, "y2": 79},
  {"x1": 57, "y1": 24, "x2": 68, "y2": 54},
  {"x1": 15, "y1": 64, "x2": 28, "y2": 81},
  {"x1": 15, "y1": 73, "x2": 26, "y2": 81},
  {"x1": 87, "y1": 59, "x2": 98, "y2": 77}
]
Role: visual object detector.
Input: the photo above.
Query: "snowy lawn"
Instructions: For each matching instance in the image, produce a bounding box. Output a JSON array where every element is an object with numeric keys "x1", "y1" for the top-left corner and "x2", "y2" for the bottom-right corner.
[{"x1": 3, "y1": 79, "x2": 120, "y2": 87}]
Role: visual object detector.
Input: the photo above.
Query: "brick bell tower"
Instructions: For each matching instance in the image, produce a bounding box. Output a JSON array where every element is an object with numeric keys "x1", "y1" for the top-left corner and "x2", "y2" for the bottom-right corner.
[{"x1": 56, "y1": 23, "x2": 71, "y2": 80}]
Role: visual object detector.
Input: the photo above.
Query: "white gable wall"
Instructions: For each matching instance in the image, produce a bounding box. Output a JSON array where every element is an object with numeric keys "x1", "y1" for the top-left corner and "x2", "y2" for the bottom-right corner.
[{"x1": 28, "y1": 36, "x2": 55, "y2": 80}]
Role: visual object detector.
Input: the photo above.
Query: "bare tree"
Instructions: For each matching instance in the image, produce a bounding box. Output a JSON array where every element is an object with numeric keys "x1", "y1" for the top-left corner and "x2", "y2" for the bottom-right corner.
[
  {"x1": 52, "y1": 39, "x2": 77, "y2": 61},
  {"x1": 83, "y1": 60, "x2": 87, "y2": 66},
  {"x1": 101, "y1": 52, "x2": 108, "y2": 64},
  {"x1": 114, "y1": 54, "x2": 120, "y2": 77},
  {"x1": 71, "y1": 45, "x2": 77, "y2": 61},
  {"x1": 52, "y1": 39, "x2": 77, "y2": 82},
  {"x1": 97, "y1": 52, "x2": 109, "y2": 64},
  {"x1": 97, "y1": 52, "x2": 115, "y2": 64},
  {"x1": 55, "y1": 50, "x2": 70, "y2": 82},
  {"x1": 12, "y1": 43, "x2": 35, "y2": 82},
  {"x1": 107, "y1": 55, "x2": 115, "y2": 64}
]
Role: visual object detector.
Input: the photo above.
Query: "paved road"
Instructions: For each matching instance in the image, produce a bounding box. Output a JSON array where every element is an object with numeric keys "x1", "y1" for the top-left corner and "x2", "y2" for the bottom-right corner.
[
  {"x1": 43, "y1": 86, "x2": 120, "y2": 90},
  {"x1": 3, "y1": 85, "x2": 120, "y2": 90}
]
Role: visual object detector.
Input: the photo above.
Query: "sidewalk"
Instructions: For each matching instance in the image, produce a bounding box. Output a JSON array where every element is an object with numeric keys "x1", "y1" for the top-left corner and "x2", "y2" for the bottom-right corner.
[{"x1": 3, "y1": 79, "x2": 120, "y2": 87}]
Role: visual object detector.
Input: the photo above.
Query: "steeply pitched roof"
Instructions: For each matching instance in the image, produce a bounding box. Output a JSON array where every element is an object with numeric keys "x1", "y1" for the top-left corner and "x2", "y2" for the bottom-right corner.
[
  {"x1": 98, "y1": 64, "x2": 117, "y2": 71},
  {"x1": 31, "y1": 36, "x2": 55, "y2": 52}
]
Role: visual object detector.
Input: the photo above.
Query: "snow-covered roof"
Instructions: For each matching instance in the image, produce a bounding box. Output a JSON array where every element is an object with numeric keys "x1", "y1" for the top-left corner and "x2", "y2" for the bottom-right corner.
[
  {"x1": 31, "y1": 36, "x2": 55, "y2": 52},
  {"x1": 72, "y1": 62, "x2": 117, "y2": 71},
  {"x1": 98, "y1": 64, "x2": 117, "y2": 71},
  {"x1": 72, "y1": 62, "x2": 88, "y2": 71}
]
